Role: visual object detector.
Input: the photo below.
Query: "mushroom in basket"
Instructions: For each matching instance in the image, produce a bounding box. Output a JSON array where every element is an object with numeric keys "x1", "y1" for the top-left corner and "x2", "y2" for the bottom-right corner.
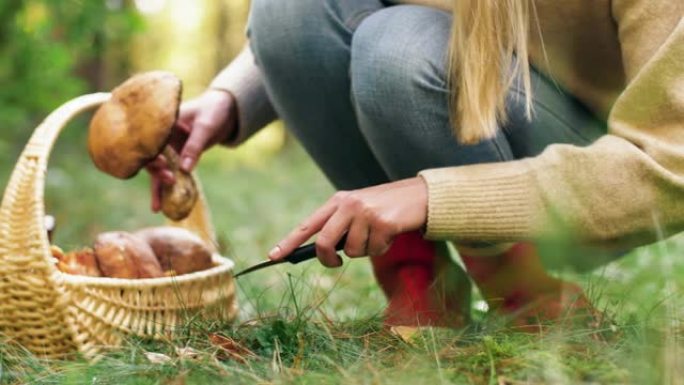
[
  {"x1": 50, "y1": 226, "x2": 214, "y2": 279},
  {"x1": 87, "y1": 71, "x2": 197, "y2": 221}
]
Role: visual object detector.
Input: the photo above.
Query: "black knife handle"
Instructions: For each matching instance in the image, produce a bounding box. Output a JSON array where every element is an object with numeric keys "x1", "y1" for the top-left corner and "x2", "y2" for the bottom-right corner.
[{"x1": 285, "y1": 234, "x2": 348, "y2": 264}]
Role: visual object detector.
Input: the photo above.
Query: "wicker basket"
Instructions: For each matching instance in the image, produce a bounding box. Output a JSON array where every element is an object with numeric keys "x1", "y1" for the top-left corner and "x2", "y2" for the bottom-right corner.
[{"x1": 0, "y1": 93, "x2": 238, "y2": 360}]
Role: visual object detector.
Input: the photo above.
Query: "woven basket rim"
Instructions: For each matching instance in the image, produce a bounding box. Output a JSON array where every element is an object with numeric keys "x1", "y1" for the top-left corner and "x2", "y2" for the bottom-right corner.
[{"x1": 59, "y1": 254, "x2": 235, "y2": 288}]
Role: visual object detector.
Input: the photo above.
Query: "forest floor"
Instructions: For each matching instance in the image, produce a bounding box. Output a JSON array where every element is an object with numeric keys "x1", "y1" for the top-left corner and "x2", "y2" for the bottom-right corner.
[{"x1": 1, "y1": 124, "x2": 684, "y2": 384}]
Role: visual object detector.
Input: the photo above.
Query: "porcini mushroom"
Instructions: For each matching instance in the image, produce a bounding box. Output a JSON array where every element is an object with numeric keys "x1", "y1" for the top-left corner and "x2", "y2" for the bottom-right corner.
[{"x1": 88, "y1": 71, "x2": 197, "y2": 221}]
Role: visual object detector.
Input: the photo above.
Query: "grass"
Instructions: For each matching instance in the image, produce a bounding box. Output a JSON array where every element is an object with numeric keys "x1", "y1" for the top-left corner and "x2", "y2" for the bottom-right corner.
[{"x1": 2, "y1": 120, "x2": 684, "y2": 384}]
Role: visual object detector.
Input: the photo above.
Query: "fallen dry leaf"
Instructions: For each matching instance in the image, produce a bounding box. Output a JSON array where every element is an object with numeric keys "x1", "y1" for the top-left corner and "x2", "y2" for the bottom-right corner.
[
  {"x1": 389, "y1": 326, "x2": 420, "y2": 344},
  {"x1": 145, "y1": 352, "x2": 172, "y2": 364},
  {"x1": 209, "y1": 333, "x2": 257, "y2": 364},
  {"x1": 175, "y1": 347, "x2": 201, "y2": 360}
]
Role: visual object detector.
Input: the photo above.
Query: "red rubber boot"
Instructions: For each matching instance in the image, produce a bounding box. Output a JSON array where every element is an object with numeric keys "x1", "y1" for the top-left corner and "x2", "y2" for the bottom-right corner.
[
  {"x1": 459, "y1": 242, "x2": 596, "y2": 330},
  {"x1": 370, "y1": 231, "x2": 470, "y2": 327}
]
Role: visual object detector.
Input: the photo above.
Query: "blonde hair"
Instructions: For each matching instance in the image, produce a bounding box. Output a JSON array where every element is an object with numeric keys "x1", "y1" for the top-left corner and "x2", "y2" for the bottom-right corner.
[{"x1": 450, "y1": 0, "x2": 533, "y2": 144}]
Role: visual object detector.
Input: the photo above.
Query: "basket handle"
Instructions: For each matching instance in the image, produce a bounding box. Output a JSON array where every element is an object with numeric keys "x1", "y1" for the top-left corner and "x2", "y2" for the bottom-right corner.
[
  {"x1": 0, "y1": 91, "x2": 218, "y2": 277},
  {"x1": 1, "y1": 93, "x2": 111, "y2": 261}
]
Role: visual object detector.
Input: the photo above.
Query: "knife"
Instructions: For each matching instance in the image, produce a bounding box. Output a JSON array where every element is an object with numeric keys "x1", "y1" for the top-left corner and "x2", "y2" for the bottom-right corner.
[{"x1": 233, "y1": 234, "x2": 348, "y2": 278}]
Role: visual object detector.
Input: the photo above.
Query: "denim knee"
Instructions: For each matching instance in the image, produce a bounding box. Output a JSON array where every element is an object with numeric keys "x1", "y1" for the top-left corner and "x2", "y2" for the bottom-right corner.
[
  {"x1": 350, "y1": 5, "x2": 452, "y2": 122},
  {"x1": 249, "y1": 0, "x2": 384, "y2": 69},
  {"x1": 248, "y1": 0, "x2": 319, "y2": 66}
]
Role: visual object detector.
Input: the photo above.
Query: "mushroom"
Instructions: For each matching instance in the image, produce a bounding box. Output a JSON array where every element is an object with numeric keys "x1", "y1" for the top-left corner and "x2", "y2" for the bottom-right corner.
[
  {"x1": 93, "y1": 231, "x2": 164, "y2": 279},
  {"x1": 135, "y1": 226, "x2": 213, "y2": 275},
  {"x1": 88, "y1": 71, "x2": 197, "y2": 221}
]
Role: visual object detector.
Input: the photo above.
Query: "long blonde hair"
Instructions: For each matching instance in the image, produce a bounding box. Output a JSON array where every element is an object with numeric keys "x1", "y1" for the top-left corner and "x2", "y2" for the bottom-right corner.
[{"x1": 450, "y1": 0, "x2": 533, "y2": 144}]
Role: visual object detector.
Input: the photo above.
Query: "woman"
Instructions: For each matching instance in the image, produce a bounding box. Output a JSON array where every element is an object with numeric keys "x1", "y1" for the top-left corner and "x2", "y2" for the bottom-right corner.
[{"x1": 148, "y1": 0, "x2": 684, "y2": 328}]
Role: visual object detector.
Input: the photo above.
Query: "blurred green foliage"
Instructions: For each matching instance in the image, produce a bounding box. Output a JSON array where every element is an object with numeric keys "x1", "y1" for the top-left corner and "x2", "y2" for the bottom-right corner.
[{"x1": 0, "y1": 0, "x2": 143, "y2": 143}]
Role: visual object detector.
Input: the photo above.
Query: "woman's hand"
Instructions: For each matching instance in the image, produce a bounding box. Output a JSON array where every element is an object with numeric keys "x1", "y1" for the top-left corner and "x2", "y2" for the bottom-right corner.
[
  {"x1": 146, "y1": 89, "x2": 237, "y2": 212},
  {"x1": 268, "y1": 177, "x2": 429, "y2": 267}
]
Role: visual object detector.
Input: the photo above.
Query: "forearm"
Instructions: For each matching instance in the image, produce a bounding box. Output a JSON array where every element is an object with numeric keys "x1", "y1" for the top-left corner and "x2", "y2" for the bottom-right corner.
[
  {"x1": 419, "y1": 19, "x2": 684, "y2": 249},
  {"x1": 210, "y1": 44, "x2": 278, "y2": 146}
]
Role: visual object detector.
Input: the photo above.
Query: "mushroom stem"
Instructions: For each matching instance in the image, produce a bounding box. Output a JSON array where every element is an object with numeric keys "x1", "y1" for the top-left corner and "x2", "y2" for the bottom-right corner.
[
  {"x1": 160, "y1": 145, "x2": 198, "y2": 221},
  {"x1": 162, "y1": 145, "x2": 182, "y2": 172}
]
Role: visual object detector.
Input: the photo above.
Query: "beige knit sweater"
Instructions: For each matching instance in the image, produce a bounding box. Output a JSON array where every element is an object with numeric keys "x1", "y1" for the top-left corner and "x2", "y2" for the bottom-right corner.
[{"x1": 212, "y1": 0, "x2": 684, "y2": 250}]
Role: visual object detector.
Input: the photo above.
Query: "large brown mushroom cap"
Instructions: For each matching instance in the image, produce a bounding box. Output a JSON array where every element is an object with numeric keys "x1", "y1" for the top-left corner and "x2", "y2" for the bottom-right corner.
[{"x1": 88, "y1": 71, "x2": 181, "y2": 179}]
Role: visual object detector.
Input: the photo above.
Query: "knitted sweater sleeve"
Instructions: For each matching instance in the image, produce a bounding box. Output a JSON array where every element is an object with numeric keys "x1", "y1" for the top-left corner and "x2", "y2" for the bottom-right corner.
[
  {"x1": 418, "y1": 3, "x2": 684, "y2": 249},
  {"x1": 209, "y1": 45, "x2": 278, "y2": 146}
]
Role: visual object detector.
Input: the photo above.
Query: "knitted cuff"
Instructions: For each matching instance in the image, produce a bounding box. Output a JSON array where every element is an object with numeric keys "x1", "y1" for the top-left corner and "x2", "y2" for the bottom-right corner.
[{"x1": 418, "y1": 160, "x2": 541, "y2": 243}]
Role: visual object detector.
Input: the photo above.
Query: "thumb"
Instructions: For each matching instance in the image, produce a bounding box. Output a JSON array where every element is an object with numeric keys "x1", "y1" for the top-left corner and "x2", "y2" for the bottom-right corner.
[{"x1": 179, "y1": 121, "x2": 214, "y2": 172}]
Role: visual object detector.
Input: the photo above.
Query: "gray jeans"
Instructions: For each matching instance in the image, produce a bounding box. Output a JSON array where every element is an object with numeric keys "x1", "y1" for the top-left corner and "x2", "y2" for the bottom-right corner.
[
  {"x1": 248, "y1": 0, "x2": 606, "y2": 190},
  {"x1": 248, "y1": 0, "x2": 610, "y2": 270}
]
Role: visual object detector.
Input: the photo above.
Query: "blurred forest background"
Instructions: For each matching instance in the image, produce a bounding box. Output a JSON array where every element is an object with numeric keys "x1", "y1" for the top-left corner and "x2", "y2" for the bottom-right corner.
[{"x1": 1, "y1": 0, "x2": 250, "y2": 143}]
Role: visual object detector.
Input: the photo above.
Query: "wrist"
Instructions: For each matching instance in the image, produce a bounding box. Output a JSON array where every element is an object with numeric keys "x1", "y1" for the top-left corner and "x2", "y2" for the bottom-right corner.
[
  {"x1": 415, "y1": 174, "x2": 430, "y2": 235},
  {"x1": 207, "y1": 88, "x2": 239, "y2": 144}
]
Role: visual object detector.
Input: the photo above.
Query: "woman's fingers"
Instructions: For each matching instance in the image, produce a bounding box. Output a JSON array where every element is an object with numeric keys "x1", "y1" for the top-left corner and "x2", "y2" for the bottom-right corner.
[
  {"x1": 168, "y1": 123, "x2": 190, "y2": 154},
  {"x1": 345, "y1": 217, "x2": 369, "y2": 258},
  {"x1": 146, "y1": 155, "x2": 175, "y2": 212},
  {"x1": 367, "y1": 229, "x2": 393, "y2": 257},
  {"x1": 149, "y1": 173, "x2": 162, "y2": 212},
  {"x1": 179, "y1": 91, "x2": 234, "y2": 172},
  {"x1": 180, "y1": 119, "x2": 215, "y2": 172},
  {"x1": 269, "y1": 201, "x2": 338, "y2": 261},
  {"x1": 315, "y1": 209, "x2": 353, "y2": 267},
  {"x1": 178, "y1": 98, "x2": 201, "y2": 122},
  {"x1": 146, "y1": 156, "x2": 174, "y2": 184}
]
